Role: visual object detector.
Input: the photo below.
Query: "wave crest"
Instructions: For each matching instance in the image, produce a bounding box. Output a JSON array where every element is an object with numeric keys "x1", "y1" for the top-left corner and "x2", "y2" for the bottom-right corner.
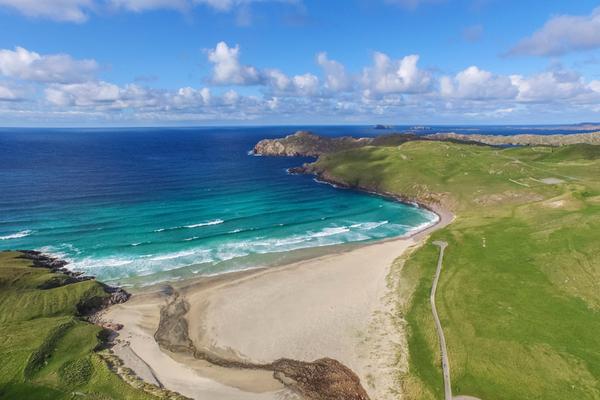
[
  {"x1": 0, "y1": 230, "x2": 32, "y2": 240},
  {"x1": 154, "y1": 219, "x2": 224, "y2": 232}
]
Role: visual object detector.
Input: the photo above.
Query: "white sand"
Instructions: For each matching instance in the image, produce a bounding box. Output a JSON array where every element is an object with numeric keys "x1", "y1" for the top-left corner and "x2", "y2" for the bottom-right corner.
[
  {"x1": 104, "y1": 293, "x2": 294, "y2": 400},
  {"x1": 185, "y1": 237, "x2": 418, "y2": 399},
  {"x1": 104, "y1": 208, "x2": 453, "y2": 400}
]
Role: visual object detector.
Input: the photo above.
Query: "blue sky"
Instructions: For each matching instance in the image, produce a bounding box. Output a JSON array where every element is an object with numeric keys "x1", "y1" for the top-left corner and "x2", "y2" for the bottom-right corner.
[{"x1": 0, "y1": 0, "x2": 599, "y2": 126}]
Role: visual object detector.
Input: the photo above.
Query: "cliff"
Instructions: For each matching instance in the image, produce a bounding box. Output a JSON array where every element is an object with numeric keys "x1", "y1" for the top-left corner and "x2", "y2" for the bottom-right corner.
[
  {"x1": 253, "y1": 131, "x2": 372, "y2": 157},
  {"x1": 252, "y1": 130, "x2": 430, "y2": 157}
]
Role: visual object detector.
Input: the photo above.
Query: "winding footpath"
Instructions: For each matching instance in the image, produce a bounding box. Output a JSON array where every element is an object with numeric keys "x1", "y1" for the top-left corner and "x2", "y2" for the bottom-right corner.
[{"x1": 431, "y1": 240, "x2": 452, "y2": 400}]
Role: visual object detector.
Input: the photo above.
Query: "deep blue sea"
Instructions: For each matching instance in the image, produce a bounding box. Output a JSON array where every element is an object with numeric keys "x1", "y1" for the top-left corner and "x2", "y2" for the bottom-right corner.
[{"x1": 0, "y1": 125, "x2": 590, "y2": 285}]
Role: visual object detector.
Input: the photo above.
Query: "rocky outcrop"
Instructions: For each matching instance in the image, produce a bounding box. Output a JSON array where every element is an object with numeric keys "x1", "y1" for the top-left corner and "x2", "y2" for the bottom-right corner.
[
  {"x1": 271, "y1": 358, "x2": 369, "y2": 400},
  {"x1": 253, "y1": 131, "x2": 373, "y2": 157},
  {"x1": 428, "y1": 131, "x2": 600, "y2": 146},
  {"x1": 17, "y1": 250, "x2": 130, "y2": 310}
]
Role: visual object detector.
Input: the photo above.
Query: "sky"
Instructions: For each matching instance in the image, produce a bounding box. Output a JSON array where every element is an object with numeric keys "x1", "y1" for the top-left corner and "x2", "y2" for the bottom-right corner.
[{"x1": 0, "y1": 0, "x2": 599, "y2": 126}]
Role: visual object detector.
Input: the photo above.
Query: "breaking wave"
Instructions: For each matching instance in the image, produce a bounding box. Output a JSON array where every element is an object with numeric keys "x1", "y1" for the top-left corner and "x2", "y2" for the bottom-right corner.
[
  {"x1": 0, "y1": 230, "x2": 32, "y2": 240},
  {"x1": 154, "y1": 219, "x2": 224, "y2": 232}
]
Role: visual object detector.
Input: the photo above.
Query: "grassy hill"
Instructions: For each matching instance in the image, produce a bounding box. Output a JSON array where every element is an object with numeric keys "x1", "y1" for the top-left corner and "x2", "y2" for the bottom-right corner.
[
  {"x1": 0, "y1": 251, "x2": 156, "y2": 400},
  {"x1": 309, "y1": 142, "x2": 600, "y2": 400}
]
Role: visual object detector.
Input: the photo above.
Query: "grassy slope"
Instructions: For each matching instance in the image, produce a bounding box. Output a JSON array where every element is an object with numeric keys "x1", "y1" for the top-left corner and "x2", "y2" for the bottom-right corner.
[
  {"x1": 312, "y1": 142, "x2": 600, "y2": 400},
  {"x1": 0, "y1": 251, "x2": 154, "y2": 400}
]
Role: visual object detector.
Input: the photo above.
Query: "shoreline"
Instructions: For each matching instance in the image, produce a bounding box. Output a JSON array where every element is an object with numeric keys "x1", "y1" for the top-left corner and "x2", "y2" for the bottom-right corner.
[{"x1": 101, "y1": 196, "x2": 453, "y2": 400}]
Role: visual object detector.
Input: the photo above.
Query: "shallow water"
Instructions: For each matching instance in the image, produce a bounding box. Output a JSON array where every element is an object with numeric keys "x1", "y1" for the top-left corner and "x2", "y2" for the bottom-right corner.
[{"x1": 0, "y1": 126, "x2": 438, "y2": 285}]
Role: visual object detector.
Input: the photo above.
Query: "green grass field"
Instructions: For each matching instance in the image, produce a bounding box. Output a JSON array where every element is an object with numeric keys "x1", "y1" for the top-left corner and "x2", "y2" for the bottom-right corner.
[
  {"x1": 0, "y1": 251, "x2": 155, "y2": 400},
  {"x1": 312, "y1": 141, "x2": 600, "y2": 400}
]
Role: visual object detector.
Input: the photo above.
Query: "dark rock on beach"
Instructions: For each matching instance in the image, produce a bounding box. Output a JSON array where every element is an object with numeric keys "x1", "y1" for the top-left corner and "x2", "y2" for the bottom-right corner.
[{"x1": 271, "y1": 357, "x2": 370, "y2": 400}]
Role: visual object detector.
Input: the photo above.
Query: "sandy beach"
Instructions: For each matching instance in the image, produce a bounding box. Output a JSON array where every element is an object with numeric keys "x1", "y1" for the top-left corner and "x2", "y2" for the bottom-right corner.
[{"x1": 103, "y1": 206, "x2": 453, "y2": 400}]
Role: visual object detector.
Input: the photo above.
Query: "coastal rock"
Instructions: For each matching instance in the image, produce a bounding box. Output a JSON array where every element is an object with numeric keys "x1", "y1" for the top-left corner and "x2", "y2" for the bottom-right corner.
[
  {"x1": 103, "y1": 285, "x2": 131, "y2": 305},
  {"x1": 253, "y1": 131, "x2": 373, "y2": 157},
  {"x1": 271, "y1": 357, "x2": 370, "y2": 400},
  {"x1": 17, "y1": 249, "x2": 131, "y2": 309}
]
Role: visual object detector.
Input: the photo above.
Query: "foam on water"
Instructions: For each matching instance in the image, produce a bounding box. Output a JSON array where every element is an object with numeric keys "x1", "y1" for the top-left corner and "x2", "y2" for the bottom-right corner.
[
  {"x1": 154, "y1": 219, "x2": 224, "y2": 232},
  {"x1": 0, "y1": 230, "x2": 32, "y2": 240},
  {"x1": 38, "y1": 216, "x2": 436, "y2": 283}
]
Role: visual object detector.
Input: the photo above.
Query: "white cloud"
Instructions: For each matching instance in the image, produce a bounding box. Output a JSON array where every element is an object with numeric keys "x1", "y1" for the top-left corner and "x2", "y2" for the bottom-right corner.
[
  {"x1": 0, "y1": 47, "x2": 98, "y2": 83},
  {"x1": 2, "y1": 44, "x2": 600, "y2": 124},
  {"x1": 0, "y1": 0, "x2": 295, "y2": 22},
  {"x1": 264, "y1": 69, "x2": 291, "y2": 91},
  {"x1": 510, "y1": 69, "x2": 596, "y2": 102},
  {"x1": 441, "y1": 66, "x2": 518, "y2": 100},
  {"x1": 43, "y1": 79, "x2": 246, "y2": 114},
  {"x1": 172, "y1": 86, "x2": 212, "y2": 106},
  {"x1": 45, "y1": 81, "x2": 122, "y2": 107},
  {"x1": 317, "y1": 52, "x2": 351, "y2": 92},
  {"x1": 509, "y1": 7, "x2": 600, "y2": 56},
  {"x1": 0, "y1": 0, "x2": 94, "y2": 22},
  {"x1": 362, "y1": 52, "x2": 432, "y2": 95},
  {"x1": 207, "y1": 41, "x2": 261, "y2": 85},
  {"x1": 292, "y1": 73, "x2": 319, "y2": 96},
  {"x1": 207, "y1": 42, "x2": 320, "y2": 96},
  {"x1": 0, "y1": 84, "x2": 19, "y2": 101}
]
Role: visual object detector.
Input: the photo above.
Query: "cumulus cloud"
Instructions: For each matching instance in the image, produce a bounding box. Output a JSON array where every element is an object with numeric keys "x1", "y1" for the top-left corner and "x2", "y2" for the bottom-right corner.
[
  {"x1": 206, "y1": 41, "x2": 319, "y2": 96},
  {"x1": 316, "y1": 52, "x2": 352, "y2": 92},
  {"x1": 509, "y1": 7, "x2": 600, "y2": 56},
  {"x1": 207, "y1": 41, "x2": 261, "y2": 85},
  {"x1": 440, "y1": 66, "x2": 518, "y2": 100},
  {"x1": 44, "y1": 80, "x2": 244, "y2": 113},
  {"x1": 45, "y1": 81, "x2": 123, "y2": 107},
  {"x1": 362, "y1": 52, "x2": 432, "y2": 95},
  {"x1": 172, "y1": 86, "x2": 212, "y2": 106},
  {"x1": 0, "y1": 47, "x2": 98, "y2": 83},
  {"x1": 291, "y1": 73, "x2": 319, "y2": 96},
  {"x1": 2, "y1": 44, "x2": 600, "y2": 124},
  {"x1": 510, "y1": 69, "x2": 597, "y2": 103}
]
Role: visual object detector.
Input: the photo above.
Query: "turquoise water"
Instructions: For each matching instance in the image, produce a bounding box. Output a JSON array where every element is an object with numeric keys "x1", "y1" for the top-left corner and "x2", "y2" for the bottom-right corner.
[{"x1": 0, "y1": 127, "x2": 436, "y2": 285}]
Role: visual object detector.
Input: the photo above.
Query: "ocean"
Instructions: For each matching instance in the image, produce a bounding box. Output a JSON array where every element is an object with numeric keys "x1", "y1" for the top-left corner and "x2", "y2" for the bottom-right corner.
[
  {"x1": 1, "y1": 125, "x2": 589, "y2": 285},
  {"x1": 0, "y1": 126, "x2": 438, "y2": 285}
]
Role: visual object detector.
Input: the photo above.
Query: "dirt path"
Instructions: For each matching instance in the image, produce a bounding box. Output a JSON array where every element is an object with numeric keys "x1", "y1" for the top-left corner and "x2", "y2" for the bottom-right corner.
[{"x1": 431, "y1": 241, "x2": 452, "y2": 400}]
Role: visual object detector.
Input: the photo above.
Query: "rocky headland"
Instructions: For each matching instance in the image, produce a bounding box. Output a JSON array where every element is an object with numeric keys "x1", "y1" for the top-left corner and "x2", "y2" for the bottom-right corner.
[
  {"x1": 17, "y1": 250, "x2": 130, "y2": 309},
  {"x1": 253, "y1": 131, "x2": 372, "y2": 157},
  {"x1": 253, "y1": 130, "x2": 600, "y2": 158}
]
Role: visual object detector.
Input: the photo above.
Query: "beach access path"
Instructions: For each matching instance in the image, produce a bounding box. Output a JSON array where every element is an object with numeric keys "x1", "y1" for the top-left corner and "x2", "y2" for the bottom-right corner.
[{"x1": 431, "y1": 240, "x2": 452, "y2": 400}]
